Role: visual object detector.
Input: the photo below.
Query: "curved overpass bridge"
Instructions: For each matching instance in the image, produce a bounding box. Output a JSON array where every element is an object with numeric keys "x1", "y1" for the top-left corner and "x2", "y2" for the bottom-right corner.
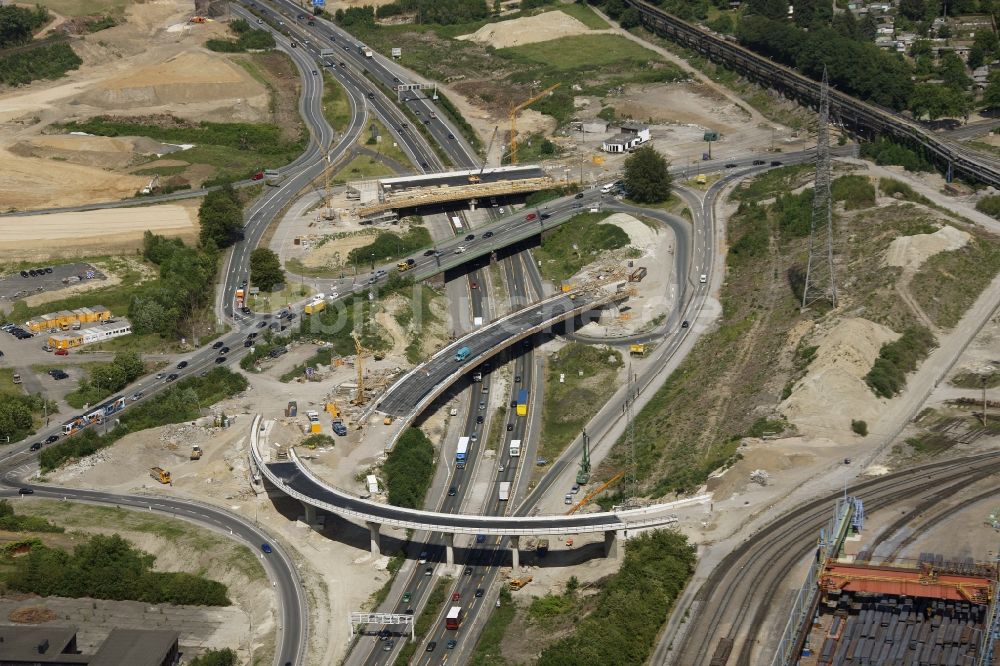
[
  {"x1": 376, "y1": 286, "x2": 629, "y2": 420},
  {"x1": 249, "y1": 416, "x2": 706, "y2": 567}
]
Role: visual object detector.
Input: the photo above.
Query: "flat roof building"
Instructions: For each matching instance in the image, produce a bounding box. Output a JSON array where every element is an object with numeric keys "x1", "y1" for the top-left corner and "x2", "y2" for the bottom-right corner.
[{"x1": 0, "y1": 626, "x2": 178, "y2": 666}]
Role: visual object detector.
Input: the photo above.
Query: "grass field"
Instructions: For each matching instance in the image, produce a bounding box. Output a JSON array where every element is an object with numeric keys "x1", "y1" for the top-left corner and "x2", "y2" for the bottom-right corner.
[
  {"x1": 0, "y1": 368, "x2": 20, "y2": 395},
  {"x1": 333, "y1": 154, "x2": 396, "y2": 182},
  {"x1": 534, "y1": 212, "x2": 628, "y2": 282},
  {"x1": 322, "y1": 71, "x2": 352, "y2": 132},
  {"x1": 557, "y1": 3, "x2": 610, "y2": 28},
  {"x1": 910, "y1": 236, "x2": 1000, "y2": 329},
  {"x1": 32, "y1": 0, "x2": 130, "y2": 16},
  {"x1": 500, "y1": 34, "x2": 660, "y2": 71},
  {"x1": 362, "y1": 118, "x2": 411, "y2": 168},
  {"x1": 539, "y1": 343, "x2": 622, "y2": 464}
]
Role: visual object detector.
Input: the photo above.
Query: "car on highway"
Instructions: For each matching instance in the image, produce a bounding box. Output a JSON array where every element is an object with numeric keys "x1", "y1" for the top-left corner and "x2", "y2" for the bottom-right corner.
[
  {"x1": 725, "y1": 163, "x2": 737, "y2": 168},
  {"x1": 448, "y1": 486, "x2": 457, "y2": 496},
  {"x1": 469, "y1": 433, "x2": 478, "y2": 442},
  {"x1": 131, "y1": 391, "x2": 143, "y2": 401},
  {"x1": 220, "y1": 346, "x2": 230, "y2": 354},
  {"x1": 311, "y1": 70, "x2": 317, "y2": 75},
  {"x1": 241, "y1": 307, "x2": 252, "y2": 315},
  {"x1": 514, "y1": 374, "x2": 521, "y2": 383},
  {"x1": 574, "y1": 192, "x2": 584, "y2": 199},
  {"x1": 506, "y1": 423, "x2": 514, "y2": 431},
  {"x1": 421, "y1": 161, "x2": 429, "y2": 169},
  {"x1": 419, "y1": 551, "x2": 428, "y2": 564},
  {"x1": 402, "y1": 592, "x2": 412, "y2": 603},
  {"x1": 475, "y1": 588, "x2": 484, "y2": 598},
  {"x1": 700, "y1": 274, "x2": 707, "y2": 283},
  {"x1": 426, "y1": 642, "x2": 436, "y2": 652},
  {"x1": 752, "y1": 159, "x2": 765, "y2": 165},
  {"x1": 165, "y1": 373, "x2": 179, "y2": 382},
  {"x1": 483, "y1": 231, "x2": 494, "y2": 239},
  {"x1": 464, "y1": 234, "x2": 475, "y2": 241},
  {"x1": 682, "y1": 320, "x2": 690, "y2": 328},
  {"x1": 260, "y1": 542, "x2": 273, "y2": 554},
  {"x1": 464, "y1": 567, "x2": 473, "y2": 576},
  {"x1": 564, "y1": 493, "x2": 573, "y2": 504},
  {"x1": 215, "y1": 356, "x2": 226, "y2": 364},
  {"x1": 770, "y1": 160, "x2": 783, "y2": 166},
  {"x1": 18, "y1": 488, "x2": 33, "y2": 495},
  {"x1": 378, "y1": 629, "x2": 390, "y2": 641},
  {"x1": 476, "y1": 415, "x2": 483, "y2": 424},
  {"x1": 453, "y1": 246, "x2": 467, "y2": 254},
  {"x1": 424, "y1": 566, "x2": 433, "y2": 576},
  {"x1": 452, "y1": 592, "x2": 461, "y2": 601},
  {"x1": 176, "y1": 360, "x2": 188, "y2": 369},
  {"x1": 29, "y1": 442, "x2": 41, "y2": 451},
  {"x1": 423, "y1": 249, "x2": 436, "y2": 257},
  {"x1": 448, "y1": 133, "x2": 455, "y2": 139},
  {"x1": 470, "y1": 281, "x2": 478, "y2": 289},
  {"x1": 212, "y1": 341, "x2": 224, "y2": 349},
  {"x1": 476, "y1": 534, "x2": 486, "y2": 544},
  {"x1": 525, "y1": 212, "x2": 537, "y2": 221},
  {"x1": 447, "y1": 640, "x2": 457, "y2": 650},
  {"x1": 45, "y1": 435, "x2": 59, "y2": 444},
  {"x1": 383, "y1": 640, "x2": 394, "y2": 652}
]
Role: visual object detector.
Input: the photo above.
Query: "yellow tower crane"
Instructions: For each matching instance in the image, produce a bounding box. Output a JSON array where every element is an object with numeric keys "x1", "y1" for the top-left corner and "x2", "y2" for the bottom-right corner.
[
  {"x1": 469, "y1": 125, "x2": 499, "y2": 184},
  {"x1": 352, "y1": 331, "x2": 368, "y2": 406},
  {"x1": 508, "y1": 83, "x2": 560, "y2": 165}
]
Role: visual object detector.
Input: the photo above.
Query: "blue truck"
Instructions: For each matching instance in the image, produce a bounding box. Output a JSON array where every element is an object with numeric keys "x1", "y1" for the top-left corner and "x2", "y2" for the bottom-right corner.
[{"x1": 454, "y1": 346, "x2": 471, "y2": 362}]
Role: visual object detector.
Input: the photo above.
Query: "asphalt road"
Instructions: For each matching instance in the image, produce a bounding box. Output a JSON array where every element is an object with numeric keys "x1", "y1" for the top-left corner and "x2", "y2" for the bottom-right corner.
[{"x1": 0, "y1": 459, "x2": 307, "y2": 666}]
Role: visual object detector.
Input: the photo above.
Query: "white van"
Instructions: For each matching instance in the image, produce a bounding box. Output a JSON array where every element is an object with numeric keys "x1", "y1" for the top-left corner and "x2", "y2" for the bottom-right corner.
[{"x1": 600, "y1": 182, "x2": 616, "y2": 194}]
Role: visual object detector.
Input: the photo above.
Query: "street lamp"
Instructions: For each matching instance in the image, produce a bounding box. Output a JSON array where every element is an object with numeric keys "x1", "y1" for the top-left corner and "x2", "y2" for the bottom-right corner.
[{"x1": 370, "y1": 251, "x2": 375, "y2": 272}]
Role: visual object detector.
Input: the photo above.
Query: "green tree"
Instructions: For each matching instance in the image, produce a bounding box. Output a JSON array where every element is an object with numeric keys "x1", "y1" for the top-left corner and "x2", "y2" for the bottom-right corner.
[
  {"x1": 249, "y1": 248, "x2": 285, "y2": 291},
  {"x1": 189, "y1": 649, "x2": 238, "y2": 666},
  {"x1": 900, "y1": 0, "x2": 929, "y2": 20},
  {"x1": 619, "y1": 7, "x2": 641, "y2": 28},
  {"x1": 0, "y1": 400, "x2": 33, "y2": 443},
  {"x1": 983, "y1": 70, "x2": 1000, "y2": 109},
  {"x1": 623, "y1": 145, "x2": 672, "y2": 204},
  {"x1": 909, "y1": 82, "x2": 959, "y2": 119},
  {"x1": 197, "y1": 185, "x2": 243, "y2": 249},
  {"x1": 969, "y1": 29, "x2": 1000, "y2": 69},
  {"x1": 938, "y1": 51, "x2": 972, "y2": 90},
  {"x1": 746, "y1": 0, "x2": 788, "y2": 20}
]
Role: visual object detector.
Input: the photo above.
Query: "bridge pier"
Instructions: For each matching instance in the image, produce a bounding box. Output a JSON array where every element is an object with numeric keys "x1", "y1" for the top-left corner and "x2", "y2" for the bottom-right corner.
[
  {"x1": 300, "y1": 502, "x2": 317, "y2": 526},
  {"x1": 366, "y1": 521, "x2": 382, "y2": 557},
  {"x1": 604, "y1": 529, "x2": 622, "y2": 560},
  {"x1": 510, "y1": 535, "x2": 520, "y2": 570},
  {"x1": 444, "y1": 533, "x2": 455, "y2": 567}
]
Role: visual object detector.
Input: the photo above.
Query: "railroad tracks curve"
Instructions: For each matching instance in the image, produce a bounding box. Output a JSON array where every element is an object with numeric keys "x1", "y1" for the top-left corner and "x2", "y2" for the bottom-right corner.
[{"x1": 672, "y1": 451, "x2": 1000, "y2": 666}]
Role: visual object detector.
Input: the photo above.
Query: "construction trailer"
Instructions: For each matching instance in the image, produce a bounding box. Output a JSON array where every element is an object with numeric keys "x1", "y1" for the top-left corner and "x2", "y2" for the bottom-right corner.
[
  {"x1": 27, "y1": 305, "x2": 112, "y2": 333},
  {"x1": 48, "y1": 320, "x2": 132, "y2": 350}
]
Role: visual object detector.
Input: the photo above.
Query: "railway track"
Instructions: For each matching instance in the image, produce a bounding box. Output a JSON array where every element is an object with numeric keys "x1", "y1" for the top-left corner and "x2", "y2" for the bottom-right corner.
[{"x1": 674, "y1": 452, "x2": 1000, "y2": 666}]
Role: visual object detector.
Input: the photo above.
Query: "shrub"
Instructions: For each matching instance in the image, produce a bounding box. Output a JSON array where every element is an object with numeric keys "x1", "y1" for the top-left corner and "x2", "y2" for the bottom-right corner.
[
  {"x1": 347, "y1": 226, "x2": 432, "y2": 266},
  {"x1": 382, "y1": 428, "x2": 435, "y2": 508},
  {"x1": 976, "y1": 194, "x2": 1000, "y2": 219},
  {"x1": 851, "y1": 419, "x2": 868, "y2": 436},
  {"x1": 0, "y1": 41, "x2": 81, "y2": 86},
  {"x1": 832, "y1": 175, "x2": 876, "y2": 210},
  {"x1": 865, "y1": 326, "x2": 936, "y2": 398},
  {"x1": 860, "y1": 137, "x2": 934, "y2": 172}
]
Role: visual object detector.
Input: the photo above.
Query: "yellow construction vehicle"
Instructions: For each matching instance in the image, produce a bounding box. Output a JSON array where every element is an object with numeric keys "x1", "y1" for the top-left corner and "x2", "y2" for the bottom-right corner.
[
  {"x1": 190, "y1": 446, "x2": 203, "y2": 461},
  {"x1": 326, "y1": 402, "x2": 340, "y2": 418},
  {"x1": 629, "y1": 343, "x2": 646, "y2": 357},
  {"x1": 509, "y1": 576, "x2": 533, "y2": 591},
  {"x1": 383, "y1": 415, "x2": 393, "y2": 426},
  {"x1": 150, "y1": 467, "x2": 171, "y2": 484},
  {"x1": 508, "y1": 84, "x2": 560, "y2": 164}
]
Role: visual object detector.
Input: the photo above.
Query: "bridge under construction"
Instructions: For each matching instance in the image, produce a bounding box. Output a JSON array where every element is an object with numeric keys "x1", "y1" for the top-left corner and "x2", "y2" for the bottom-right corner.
[{"x1": 348, "y1": 165, "x2": 555, "y2": 218}]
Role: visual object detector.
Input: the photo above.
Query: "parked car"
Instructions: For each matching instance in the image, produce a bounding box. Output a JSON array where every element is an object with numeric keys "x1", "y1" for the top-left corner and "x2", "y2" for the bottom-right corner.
[{"x1": 55, "y1": 348, "x2": 68, "y2": 356}]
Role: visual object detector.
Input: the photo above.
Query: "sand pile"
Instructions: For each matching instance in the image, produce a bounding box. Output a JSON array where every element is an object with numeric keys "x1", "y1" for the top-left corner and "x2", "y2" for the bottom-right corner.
[
  {"x1": 884, "y1": 225, "x2": 971, "y2": 270},
  {"x1": 780, "y1": 317, "x2": 899, "y2": 437},
  {"x1": 80, "y1": 51, "x2": 266, "y2": 111},
  {"x1": 10, "y1": 134, "x2": 177, "y2": 169},
  {"x1": 457, "y1": 11, "x2": 594, "y2": 49}
]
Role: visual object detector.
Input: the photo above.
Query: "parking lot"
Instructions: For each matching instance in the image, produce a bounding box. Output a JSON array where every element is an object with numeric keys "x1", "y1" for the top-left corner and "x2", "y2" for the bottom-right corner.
[{"x1": 0, "y1": 262, "x2": 106, "y2": 304}]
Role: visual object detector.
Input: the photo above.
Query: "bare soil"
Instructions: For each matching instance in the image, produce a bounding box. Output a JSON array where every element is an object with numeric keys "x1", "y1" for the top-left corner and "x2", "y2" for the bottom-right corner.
[
  {"x1": 0, "y1": 0, "x2": 273, "y2": 211},
  {"x1": 0, "y1": 202, "x2": 199, "y2": 261},
  {"x1": 457, "y1": 11, "x2": 597, "y2": 49}
]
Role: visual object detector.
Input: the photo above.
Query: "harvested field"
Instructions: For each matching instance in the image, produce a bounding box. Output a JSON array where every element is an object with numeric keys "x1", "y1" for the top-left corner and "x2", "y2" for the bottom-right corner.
[{"x1": 0, "y1": 203, "x2": 198, "y2": 260}]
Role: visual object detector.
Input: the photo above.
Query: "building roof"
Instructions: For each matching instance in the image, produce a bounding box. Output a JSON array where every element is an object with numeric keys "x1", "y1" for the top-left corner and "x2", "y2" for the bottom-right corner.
[
  {"x1": 89, "y1": 628, "x2": 178, "y2": 666},
  {"x1": 619, "y1": 122, "x2": 649, "y2": 132},
  {"x1": 603, "y1": 133, "x2": 637, "y2": 147}
]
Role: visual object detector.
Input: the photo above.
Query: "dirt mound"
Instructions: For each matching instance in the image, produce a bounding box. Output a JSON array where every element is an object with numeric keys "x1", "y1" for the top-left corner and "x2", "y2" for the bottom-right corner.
[
  {"x1": 8, "y1": 606, "x2": 57, "y2": 624},
  {"x1": 457, "y1": 11, "x2": 595, "y2": 49},
  {"x1": 80, "y1": 51, "x2": 267, "y2": 111},
  {"x1": 10, "y1": 134, "x2": 177, "y2": 169},
  {"x1": 780, "y1": 317, "x2": 900, "y2": 437},
  {"x1": 884, "y1": 225, "x2": 971, "y2": 270}
]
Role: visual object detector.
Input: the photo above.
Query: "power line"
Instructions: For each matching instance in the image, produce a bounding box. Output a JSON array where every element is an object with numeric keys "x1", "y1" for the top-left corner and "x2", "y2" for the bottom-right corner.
[{"x1": 802, "y1": 67, "x2": 838, "y2": 310}]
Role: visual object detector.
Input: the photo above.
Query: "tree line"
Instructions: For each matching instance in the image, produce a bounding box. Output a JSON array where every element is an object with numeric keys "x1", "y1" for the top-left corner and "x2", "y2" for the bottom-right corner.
[
  {"x1": 0, "y1": 391, "x2": 51, "y2": 445},
  {"x1": 5, "y1": 533, "x2": 230, "y2": 606},
  {"x1": 0, "y1": 5, "x2": 49, "y2": 49}
]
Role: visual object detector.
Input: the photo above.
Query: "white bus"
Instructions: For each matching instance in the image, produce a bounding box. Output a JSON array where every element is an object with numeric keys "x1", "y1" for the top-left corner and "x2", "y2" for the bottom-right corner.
[
  {"x1": 455, "y1": 436, "x2": 470, "y2": 468},
  {"x1": 509, "y1": 439, "x2": 521, "y2": 458}
]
